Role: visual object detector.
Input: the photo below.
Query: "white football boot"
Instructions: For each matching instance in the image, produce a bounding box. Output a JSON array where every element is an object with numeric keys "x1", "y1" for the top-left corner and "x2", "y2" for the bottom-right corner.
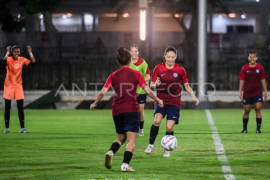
[
  {"x1": 163, "y1": 150, "x2": 170, "y2": 157},
  {"x1": 144, "y1": 145, "x2": 154, "y2": 154},
  {"x1": 121, "y1": 163, "x2": 135, "y2": 172},
  {"x1": 105, "y1": 151, "x2": 113, "y2": 169},
  {"x1": 139, "y1": 129, "x2": 144, "y2": 136}
]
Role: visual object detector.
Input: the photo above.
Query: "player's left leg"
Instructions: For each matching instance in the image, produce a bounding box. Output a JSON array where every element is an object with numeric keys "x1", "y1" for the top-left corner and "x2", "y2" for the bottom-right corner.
[
  {"x1": 254, "y1": 102, "x2": 262, "y2": 133},
  {"x1": 105, "y1": 133, "x2": 127, "y2": 170},
  {"x1": 138, "y1": 103, "x2": 145, "y2": 136},
  {"x1": 137, "y1": 94, "x2": 147, "y2": 136},
  {"x1": 163, "y1": 120, "x2": 176, "y2": 157},
  {"x1": 164, "y1": 105, "x2": 180, "y2": 157},
  {"x1": 16, "y1": 99, "x2": 28, "y2": 133},
  {"x1": 105, "y1": 113, "x2": 127, "y2": 169},
  {"x1": 14, "y1": 87, "x2": 28, "y2": 133}
]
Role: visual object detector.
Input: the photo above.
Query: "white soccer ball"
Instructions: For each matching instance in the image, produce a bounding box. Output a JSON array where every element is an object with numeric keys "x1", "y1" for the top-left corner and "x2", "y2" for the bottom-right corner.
[{"x1": 161, "y1": 135, "x2": 177, "y2": 151}]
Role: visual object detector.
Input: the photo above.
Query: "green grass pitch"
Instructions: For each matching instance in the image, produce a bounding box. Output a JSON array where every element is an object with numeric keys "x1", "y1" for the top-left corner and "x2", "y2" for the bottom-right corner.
[{"x1": 0, "y1": 109, "x2": 270, "y2": 180}]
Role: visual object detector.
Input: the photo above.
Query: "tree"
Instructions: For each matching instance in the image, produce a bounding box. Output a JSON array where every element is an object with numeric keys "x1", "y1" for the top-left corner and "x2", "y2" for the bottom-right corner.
[
  {"x1": 0, "y1": 0, "x2": 65, "y2": 46},
  {"x1": 109, "y1": 0, "x2": 231, "y2": 68}
]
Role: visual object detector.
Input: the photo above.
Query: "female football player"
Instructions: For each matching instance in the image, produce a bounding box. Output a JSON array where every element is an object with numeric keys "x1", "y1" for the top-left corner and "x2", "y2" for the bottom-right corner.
[
  {"x1": 144, "y1": 46, "x2": 199, "y2": 157},
  {"x1": 239, "y1": 51, "x2": 267, "y2": 133},
  {"x1": 90, "y1": 47, "x2": 163, "y2": 172},
  {"x1": 2, "y1": 45, "x2": 36, "y2": 133},
  {"x1": 129, "y1": 44, "x2": 151, "y2": 136}
]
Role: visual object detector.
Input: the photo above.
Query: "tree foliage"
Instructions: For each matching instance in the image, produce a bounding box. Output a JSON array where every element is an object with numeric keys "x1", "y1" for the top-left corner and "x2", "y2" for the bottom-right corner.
[{"x1": 0, "y1": 0, "x2": 65, "y2": 33}]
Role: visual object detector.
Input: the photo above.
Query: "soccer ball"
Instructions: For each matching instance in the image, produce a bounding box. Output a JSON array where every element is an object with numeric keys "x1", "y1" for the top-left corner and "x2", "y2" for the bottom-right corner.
[{"x1": 161, "y1": 135, "x2": 177, "y2": 151}]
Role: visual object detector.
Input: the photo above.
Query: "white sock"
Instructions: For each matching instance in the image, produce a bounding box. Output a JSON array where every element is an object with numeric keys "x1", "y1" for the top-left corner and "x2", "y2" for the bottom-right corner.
[
  {"x1": 149, "y1": 144, "x2": 154, "y2": 148},
  {"x1": 122, "y1": 163, "x2": 128, "y2": 166},
  {"x1": 109, "y1": 150, "x2": 114, "y2": 157}
]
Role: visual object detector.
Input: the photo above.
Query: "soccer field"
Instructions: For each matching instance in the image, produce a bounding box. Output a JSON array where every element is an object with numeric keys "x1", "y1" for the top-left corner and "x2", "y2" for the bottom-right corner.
[{"x1": 1, "y1": 109, "x2": 269, "y2": 180}]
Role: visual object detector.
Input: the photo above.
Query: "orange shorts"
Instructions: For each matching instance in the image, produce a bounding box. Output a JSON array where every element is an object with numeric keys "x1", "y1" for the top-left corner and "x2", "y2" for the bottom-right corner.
[{"x1": 3, "y1": 85, "x2": 24, "y2": 100}]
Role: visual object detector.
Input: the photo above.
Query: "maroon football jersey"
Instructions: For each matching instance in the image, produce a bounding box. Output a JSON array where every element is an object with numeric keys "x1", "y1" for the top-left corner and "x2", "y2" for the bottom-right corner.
[
  {"x1": 239, "y1": 63, "x2": 266, "y2": 99},
  {"x1": 151, "y1": 62, "x2": 189, "y2": 107},
  {"x1": 104, "y1": 67, "x2": 147, "y2": 116}
]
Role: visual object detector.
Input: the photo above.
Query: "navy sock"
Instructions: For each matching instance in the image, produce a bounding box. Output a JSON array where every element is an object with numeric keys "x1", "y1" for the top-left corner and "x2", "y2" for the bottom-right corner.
[
  {"x1": 243, "y1": 118, "x2": 249, "y2": 130},
  {"x1": 140, "y1": 121, "x2": 144, "y2": 129},
  {"x1": 166, "y1": 131, "x2": 174, "y2": 135},
  {"x1": 149, "y1": 124, "x2": 160, "y2": 144},
  {"x1": 123, "y1": 151, "x2": 133, "y2": 164},
  {"x1": 109, "y1": 142, "x2": 121, "y2": 154},
  {"x1": 256, "y1": 118, "x2": 262, "y2": 131}
]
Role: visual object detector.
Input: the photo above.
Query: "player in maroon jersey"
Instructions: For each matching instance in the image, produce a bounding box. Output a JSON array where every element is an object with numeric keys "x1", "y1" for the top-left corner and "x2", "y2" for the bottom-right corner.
[
  {"x1": 239, "y1": 51, "x2": 267, "y2": 133},
  {"x1": 90, "y1": 47, "x2": 163, "y2": 172},
  {"x1": 144, "y1": 46, "x2": 199, "y2": 157}
]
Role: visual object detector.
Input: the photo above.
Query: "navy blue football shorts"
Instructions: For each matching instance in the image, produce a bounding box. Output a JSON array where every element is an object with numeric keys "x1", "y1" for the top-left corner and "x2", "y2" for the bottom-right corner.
[
  {"x1": 154, "y1": 103, "x2": 181, "y2": 124},
  {"x1": 113, "y1": 112, "x2": 140, "y2": 134},
  {"x1": 137, "y1": 94, "x2": 147, "y2": 104},
  {"x1": 243, "y1": 95, "x2": 263, "y2": 105}
]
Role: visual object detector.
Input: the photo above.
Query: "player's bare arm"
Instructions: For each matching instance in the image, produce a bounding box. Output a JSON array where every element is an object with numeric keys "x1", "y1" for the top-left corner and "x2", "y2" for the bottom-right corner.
[
  {"x1": 145, "y1": 74, "x2": 150, "y2": 82},
  {"x1": 27, "y1": 46, "x2": 36, "y2": 63},
  {"x1": 239, "y1": 80, "x2": 244, "y2": 99},
  {"x1": 4, "y1": 46, "x2": 11, "y2": 60},
  {"x1": 150, "y1": 77, "x2": 161, "y2": 89},
  {"x1": 90, "y1": 87, "x2": 109, "y2": 110},
  {"x1": 261, "y1": 79, "x2": 267, "y2": 100},
  {"x1": 184, "y1": 83, "x2": 199, "y2": 105},
  {"x1": 143, "y1": 86, "x2": 163, "y2": 107},
  {"x1": 2, "y1": 46, "x2": 10, "y2": 67}
]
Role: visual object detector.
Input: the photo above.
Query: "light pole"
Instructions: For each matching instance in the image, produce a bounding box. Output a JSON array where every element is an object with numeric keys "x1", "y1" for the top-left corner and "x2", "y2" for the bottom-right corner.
[
  {"x1": 186, "y1": 0, "x2": 218, "y2": 109},
  {"x1": 139, "y1": 0, "x2": 147, "y2": 58},
  {"x1": 197, "y1": 0, "x2": 208, "y2": 102}
]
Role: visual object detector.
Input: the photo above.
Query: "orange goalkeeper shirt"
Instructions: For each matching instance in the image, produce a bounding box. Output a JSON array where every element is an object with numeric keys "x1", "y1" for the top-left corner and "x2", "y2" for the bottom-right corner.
[{"x1": 4, "y1": 56, "x2": 31, "y2": 87}]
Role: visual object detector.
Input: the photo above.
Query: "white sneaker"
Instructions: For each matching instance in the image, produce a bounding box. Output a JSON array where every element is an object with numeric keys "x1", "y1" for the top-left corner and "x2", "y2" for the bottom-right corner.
[
  {"x1": 105, "y1": 151, "x2": 113, "y2": 169},
  {"x1": 121, "y1": 164, "x2": 135, "y2": 172},
  {"x1": 139, "y1": 129, "x2": 144, "y2": 136},
  {"x1": 145, "y1": 145, "x2": 154, "y2": 154},
  {"x1": 163, "y1": 150, "x2": 170, "y2": 157}
]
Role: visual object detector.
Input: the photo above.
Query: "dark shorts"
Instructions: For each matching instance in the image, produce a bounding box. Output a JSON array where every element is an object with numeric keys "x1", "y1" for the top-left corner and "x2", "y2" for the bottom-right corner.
[
  {"x1": 154, "y1": 103, "x2": 181, "y2": 124},
  {"x1": 113, "y1": 112, "x2": 140, "y2": 134},
  {"x1": 137, "y1": 94, "x2": 147, "y2": 104},
  {"x1": 243, "y1": 95, "x2": 263, "y2": 105}
]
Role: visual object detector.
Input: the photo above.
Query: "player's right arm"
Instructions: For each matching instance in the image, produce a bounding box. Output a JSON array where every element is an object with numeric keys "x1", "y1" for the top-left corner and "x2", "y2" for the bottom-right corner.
[
  {"x1": 238, "y1": 66, "x2": 245, "y2": 99},
  {"x1": 150, "y1": 66, "x2": 161, "y2": 89},
  {"x1": 90, "y1": 74, "x2": 112, "y2": 110},
  {"x1": 137, "y1": 72, "x2": 163, "y2": 107},
  {"x1": 90, "y1": 87, "x2": 109, "y2": 110},
  {"x1": 143, "y1": 86, "x2": 163, "y2": 108},
  {"x1": 2, "y1": 46, "x2": 11, "y2": 68},
  {"x1": 239, "y1": 80, "x2": 244, "y2": 99}
]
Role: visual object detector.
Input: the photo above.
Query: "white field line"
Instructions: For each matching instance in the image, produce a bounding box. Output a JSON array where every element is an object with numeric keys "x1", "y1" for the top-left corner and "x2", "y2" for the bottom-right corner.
[{"x1": 205, "y1": 110, "x2": 236, "y2": 180}]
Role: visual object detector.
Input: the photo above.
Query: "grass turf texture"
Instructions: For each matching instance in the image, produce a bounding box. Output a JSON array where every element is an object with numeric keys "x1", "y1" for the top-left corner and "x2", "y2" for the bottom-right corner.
[{"x1": 0, "y1": 109, "x2": 269, "y2": 180}]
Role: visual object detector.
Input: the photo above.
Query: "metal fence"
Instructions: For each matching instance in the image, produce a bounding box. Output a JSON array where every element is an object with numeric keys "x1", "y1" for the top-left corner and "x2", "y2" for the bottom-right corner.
[
  {"x1": 0, "y1": 47, "x2": 269, "y2": 90},
  {"x1": 208, "y1": 48, "x2": 269, "y2": 62},
  {"x1": 1, "y1": 47, "x2": 268, "y2": 62}
]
